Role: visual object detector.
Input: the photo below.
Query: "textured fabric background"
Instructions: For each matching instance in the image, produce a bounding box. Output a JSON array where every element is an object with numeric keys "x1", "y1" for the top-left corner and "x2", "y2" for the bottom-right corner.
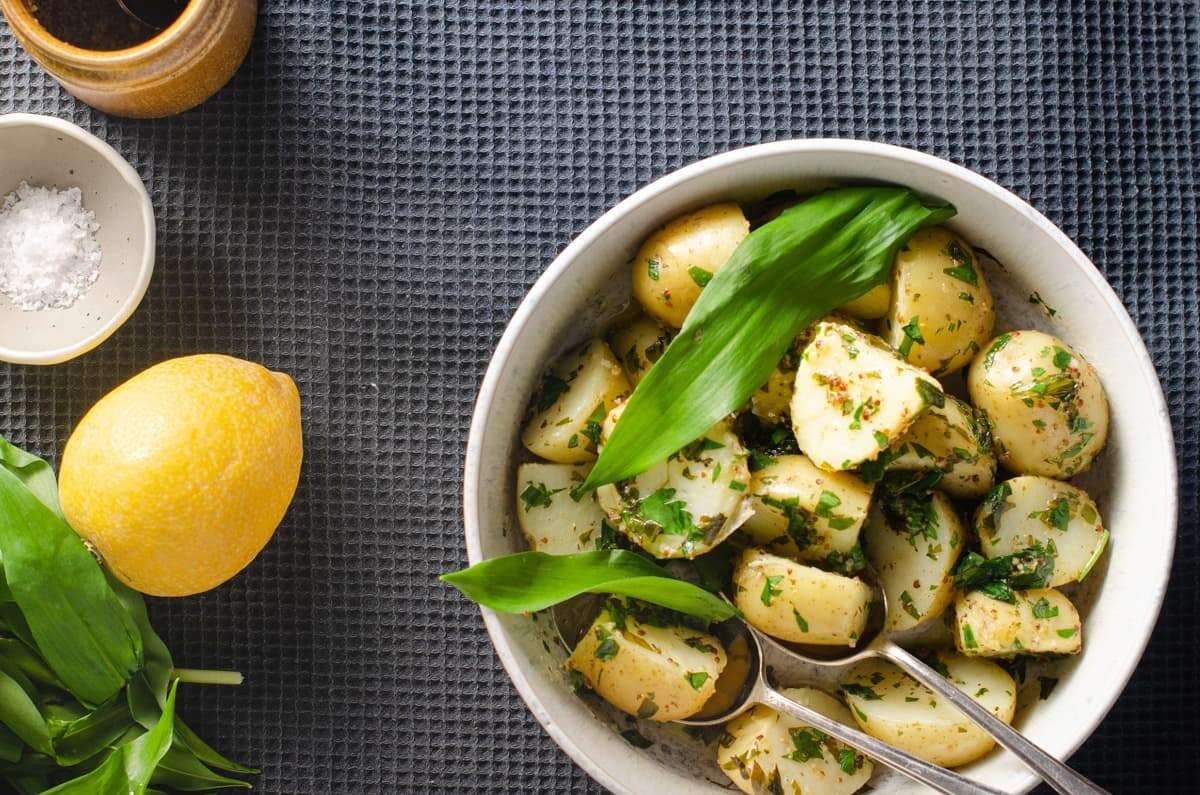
[{"x1": 1, "y1": 1, "x2": 1196, "y2": 792}]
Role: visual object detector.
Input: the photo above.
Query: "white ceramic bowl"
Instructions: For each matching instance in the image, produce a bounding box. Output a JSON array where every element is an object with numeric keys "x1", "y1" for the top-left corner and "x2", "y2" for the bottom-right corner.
[
  {"x1": 463, "y1": 140, "x2": 1176, "y2": 794},
  {"x1": 0, "y1": 113, "x2": 154, "y2": 365}
]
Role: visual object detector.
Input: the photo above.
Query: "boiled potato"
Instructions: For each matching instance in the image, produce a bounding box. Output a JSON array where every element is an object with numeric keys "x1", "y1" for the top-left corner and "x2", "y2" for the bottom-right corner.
[
  {"x1": 750, "y1": 315, "x2": 869, "y2": 425},
  {"x1": 862, "y1": 487, "x2": 964, "y2": 632},
  {"x1": 631, "y1": 202, "x2": 750, "y2": 327},
  {"x1": 595, "y1": 410, "x2": 752, "y2": 558},
  {"x1": 791, "y1": 321, "x2": 943, "y2": 471},
  {"x1": 717, "y1": 686, "x2": 873, "y2": 795},
  {"x1": 742, "y1": 454, "x2": 873, "y2": 563},
  {"x1": 839, "y1": 282, "x2": 892, "y2": 320},
  {"x1": 881, "y1": 227, "x2": 994, "y2": 375},
  {"x1": 608, "y1": 314, "x2": 672, "y2": 386},
  {"x1": 976, "y1": 475, "x2": 1108, "y2": 587},
  {"x1": 842, "y1": 653, "x2": 1017, "y2": 768},
  {"x1": 567, "y1": 599, "x2": 726, "y2": 721},
  {"x1": 955, "y1": 588, "x2": 1082, "y2": 657},
  {"x1": 521, "y1": 339, "x2": 631, "y2": 463},
  {"x1": 515, "y1": 463, "x2": 610, "y2": 554},
  {"x1": 880, "y1": 394, "x2": 997, "y2": 499},
  {"x1": 968, "y1": 330, "x2": 1109, "y2": 478},
  {"x1": 733, "y1": 548, "x2": 873, "y2": 646}
]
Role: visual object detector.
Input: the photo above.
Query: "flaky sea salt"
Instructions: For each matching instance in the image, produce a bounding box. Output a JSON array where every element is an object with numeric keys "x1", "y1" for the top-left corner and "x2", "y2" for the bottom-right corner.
[{"x1": 0, "y1": 181, "x2": 102, "y2": 311}]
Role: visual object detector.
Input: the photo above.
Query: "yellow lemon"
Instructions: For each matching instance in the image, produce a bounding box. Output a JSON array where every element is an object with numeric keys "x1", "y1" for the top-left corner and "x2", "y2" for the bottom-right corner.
[{"x1": 59, "y1": 354, "x2": 303, "y2": 597}]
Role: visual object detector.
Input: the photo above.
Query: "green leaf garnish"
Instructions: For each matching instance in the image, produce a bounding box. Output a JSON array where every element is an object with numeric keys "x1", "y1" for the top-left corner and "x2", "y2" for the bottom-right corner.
[
  {"x1": 440, "y1": 550, "x2": 738, "y2": 622},
  {"x1": 581, "y1": 188, "x2": 954, "y2": 489}
]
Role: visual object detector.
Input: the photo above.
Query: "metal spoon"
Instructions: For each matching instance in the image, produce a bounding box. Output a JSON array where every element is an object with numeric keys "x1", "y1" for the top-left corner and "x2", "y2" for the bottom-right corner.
[
  {"x1": 751, "y1": 573, "x2": 1109, "y2": 795},
  {"x1": 114, "y1": 0, "x2": 188, "y2": 32},
  {"x1": 554, "y1": 598, "x2": 1002, "y2": 795}
]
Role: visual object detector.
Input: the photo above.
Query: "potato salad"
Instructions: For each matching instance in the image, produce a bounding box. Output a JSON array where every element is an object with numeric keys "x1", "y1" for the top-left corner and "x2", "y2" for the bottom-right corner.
[{"x1": 514, "y1": 195, "x2": 1110, "y2": 792}]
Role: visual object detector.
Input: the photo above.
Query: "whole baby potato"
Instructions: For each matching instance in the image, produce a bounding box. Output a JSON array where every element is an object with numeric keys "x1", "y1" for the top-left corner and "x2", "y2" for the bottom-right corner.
[
  {"x1": 881, "y1": 227, "x2": 994, "y2": 375},
  {"x1": 968, "y1": 330, "x2": 1109, "y2": 478},
  {"x1": 631, "y1": 202, "x2": 749, "y2": 327}
]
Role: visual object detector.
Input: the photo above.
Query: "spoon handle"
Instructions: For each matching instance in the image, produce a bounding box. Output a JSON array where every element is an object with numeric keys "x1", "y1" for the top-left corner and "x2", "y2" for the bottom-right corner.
[
  {"x1": 881, "y1": 641, "x2": 1110, "y2": 795},
  {"x1": 759, "y1": 686, "x2": 1005, "y2": 795}
]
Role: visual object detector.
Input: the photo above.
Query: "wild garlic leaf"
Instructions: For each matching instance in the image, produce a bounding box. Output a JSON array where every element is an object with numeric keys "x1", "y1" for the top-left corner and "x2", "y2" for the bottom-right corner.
[
  {"x1": 0, "y1": 466, "x2": 142, "y2": 706},
  {"x1": 441, "y1": 550, "x2": 738, "y2": 622},
  {"x1": 42, "y1": 681, "x2": 177, "y2": 795},
  {"x1": 583, "y1": 188, "x2": 954, "y2": 489}
]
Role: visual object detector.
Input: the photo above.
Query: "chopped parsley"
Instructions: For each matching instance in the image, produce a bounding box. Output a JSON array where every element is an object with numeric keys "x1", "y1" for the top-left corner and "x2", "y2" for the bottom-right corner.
[
  {"x1": 534, "y1": 374, "x2": 569, "y2": 411},
  {"x1": 685, "y1": 672, "x2": 709, "y2": 691},
  {"x1": 1030, "y1": 597, "x2": 1059, "y2": 619},
  {"x1": 899, "y1": 590, "x2": 921, "y2": 620},
  {"x1": 961, "y1": 622, "x2": 978, "y2": 649},
  {"x1": 580, "y1": 402, "x2": 607, "y2": 450},
  {"x1": 839, "y1": 749, "x2": 858, "y2": 775},
  {"x1": 520, "y1": 481, "x2": 563, "y2": 511},
  {"x1": 841, "y1": 683, "x2": 882, "y2": 701},
  {"x1": 593, "y1": 628, "x2": 619, "y2": 661},
  {"x1": 784, "y1": 728, "x2": 825, "y2": 763},
  {"x1": 898, "y1": 315, "x2": 925, "y2": 357},
  {"x1": 942, "y1": 239, "x2": 978, "y2": 285},
  {"x1": 982, "y1": 333, "x2": 1012, "y2": 369},
  {"x1": 952, "y1": 543, "x2": 1055, "y2": 604},
  {"x1": 915, "y1": 379, "x2": 945, "y2": 408},
  {"x1": 761, "y1": 574, "x2": 784, "y2": 606},
  {"x1": 824, "y1": 545, "x2": 867, "y2": 575},
  {"x1": 1029, "y1": 496, "x2": 1071, "y2": 533},
  {"x1": 688, "y1": 266, "x2": 713, "y2": 287},
  {"x1": 637, "y1": 694, "x2": 659, "y2": 719},
  {"x1": 620, "y1": 729, "x2": 653, "y2": 748},
  {"x1": 1056, "y1": 627, "x2": 1078, "y2": 638},
  {"x1": 793, "y1": 609, "x2": 809, "y2": 633},
  {"x1": 873, "y1": 430, "x2": 889, "y2": 448},
  {"x1": 646, "y1": 258, "x2": 661, "y2": 281},
  {"x1": 1029, "y1": 291, "x2": 1057, "y2": 317}
]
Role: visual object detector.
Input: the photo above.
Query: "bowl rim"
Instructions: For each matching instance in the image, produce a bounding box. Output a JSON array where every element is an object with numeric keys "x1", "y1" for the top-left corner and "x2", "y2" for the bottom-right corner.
[
  {"x1": 462, "y1": 138, "x2": 1178, "y2": 794},
  {"x1": 0, "y1": 112, "x2": 155, "y2": 365}
]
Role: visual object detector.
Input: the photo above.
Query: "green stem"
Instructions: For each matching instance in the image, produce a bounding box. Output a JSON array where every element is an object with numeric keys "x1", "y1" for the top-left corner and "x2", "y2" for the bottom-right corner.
[{"x1": 172, "y1": 668, "x2": 243, "y2": 686}]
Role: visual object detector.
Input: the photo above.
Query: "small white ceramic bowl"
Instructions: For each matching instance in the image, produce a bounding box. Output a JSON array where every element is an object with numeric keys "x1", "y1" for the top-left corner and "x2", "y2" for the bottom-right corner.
[
  {"x1": 0, "y1": 113, "x2": 154, "y2": 365},
  {"x1": 463, "y1": 140, "x2": 1176, "y2": 794}
]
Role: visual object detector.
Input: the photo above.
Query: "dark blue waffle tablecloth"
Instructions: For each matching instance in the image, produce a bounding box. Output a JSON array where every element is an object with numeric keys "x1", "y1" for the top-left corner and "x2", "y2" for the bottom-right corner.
[{"x1": 1, "y1": 2, "x2": 1196, "y2": 792}]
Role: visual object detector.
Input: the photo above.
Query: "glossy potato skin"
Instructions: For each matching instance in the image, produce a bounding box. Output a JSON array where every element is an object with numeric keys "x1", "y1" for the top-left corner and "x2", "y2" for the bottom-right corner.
[
  {"x1": 862, "y1": 490, "x2": 964, "y2": 632},
  {"x1": 742, "y1": 454, "x2": 872, "y2": 563},
  {"x1": 791, "y1": 321, "x2": 942, "y2": 471},
  {"x1": 733, "y1": 548, "x2": 873, "y2": 645},
  {"x1": 631, "y1": 202, "x2": 750, "y2": 327},
  {"x1": 567, "y1": 600, "x2": 726, "y2": 722},
  {"x1": 881, "y1": 227, "x2": 995, "y2": 375},
  {"x1": 976, "y1": 475, "x2": 1109, "y2": 587},
  {"x1": 515, "y1": 463, "x2": 608, "y2": 554},
  {"x1": 968, "y1": 330, "x2": 1109, "y2": 478},
  {"x1": 717, "y1": 687, "x2": 873, "y2": 795},
  {"x1": 521, "y1": 339, "x2": 631, "y2": 463},
  {"x1": 608, "y1": 314, "x2": 672, "y2": 386},
  {"x1": 955, "y1": 588, "x2": 1082, "y2": 657},
  {"x1": 843, "y1": 653, "x2": 1017, "y2": 768}
]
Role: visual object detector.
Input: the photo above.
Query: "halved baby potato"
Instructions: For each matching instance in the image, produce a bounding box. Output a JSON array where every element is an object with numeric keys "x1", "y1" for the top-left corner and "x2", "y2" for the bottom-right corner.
[
  {"x1": 631, "y1": 202, "x2": 750, "y2": 328},
  {"x1": 750, "y1": 314, "x2": 869, "y2": 425},
  {"x1": 595, "y1": 410, "x2": 752, "y2": 558},
  {"x1": 968, "y1": 330, "x2": 1109, "y2": 478},
  {"x1": 881, "y1": 226, "x2": 995, "y2": 375},
  {"x1": 521, "y1": 339, "x2": 631, "y2": 463},
  {"x1": 732, "y1": 548, "x2": 873, "y2": 646},
  {"x1": 567, "y1": 599, "x2": 727, "y2": 722},
  {"x1": 791, "y1": 321, "x2": 943, "y2": 471},
  {"x1": 976, "y1": 475, "x2": 1108, "y2": 587},
  {"x1": 880, "y1": 394, "x2": 997, "y2": 500},
  {"x1": 742, "y1": 454, "x2": 873, "y2": 563},
  {"x1": 717, "y1": 686, "x2": 873, "y2": 795},
  {"x1": 842, "y1": 653, "x2": 1017, "y2": 768},
  {"x1": 608, "y1": 314, "x2": 672, "y2": 387},
  {"x1": 862, "y1": 487, "x2": 964, "y2": 632},
  {"x1": 515, "y1": 463, "x2": 610, "y2": 554},
  {"x1": 955, "y1": 588, "x2": 1082, "y2": 658}
]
